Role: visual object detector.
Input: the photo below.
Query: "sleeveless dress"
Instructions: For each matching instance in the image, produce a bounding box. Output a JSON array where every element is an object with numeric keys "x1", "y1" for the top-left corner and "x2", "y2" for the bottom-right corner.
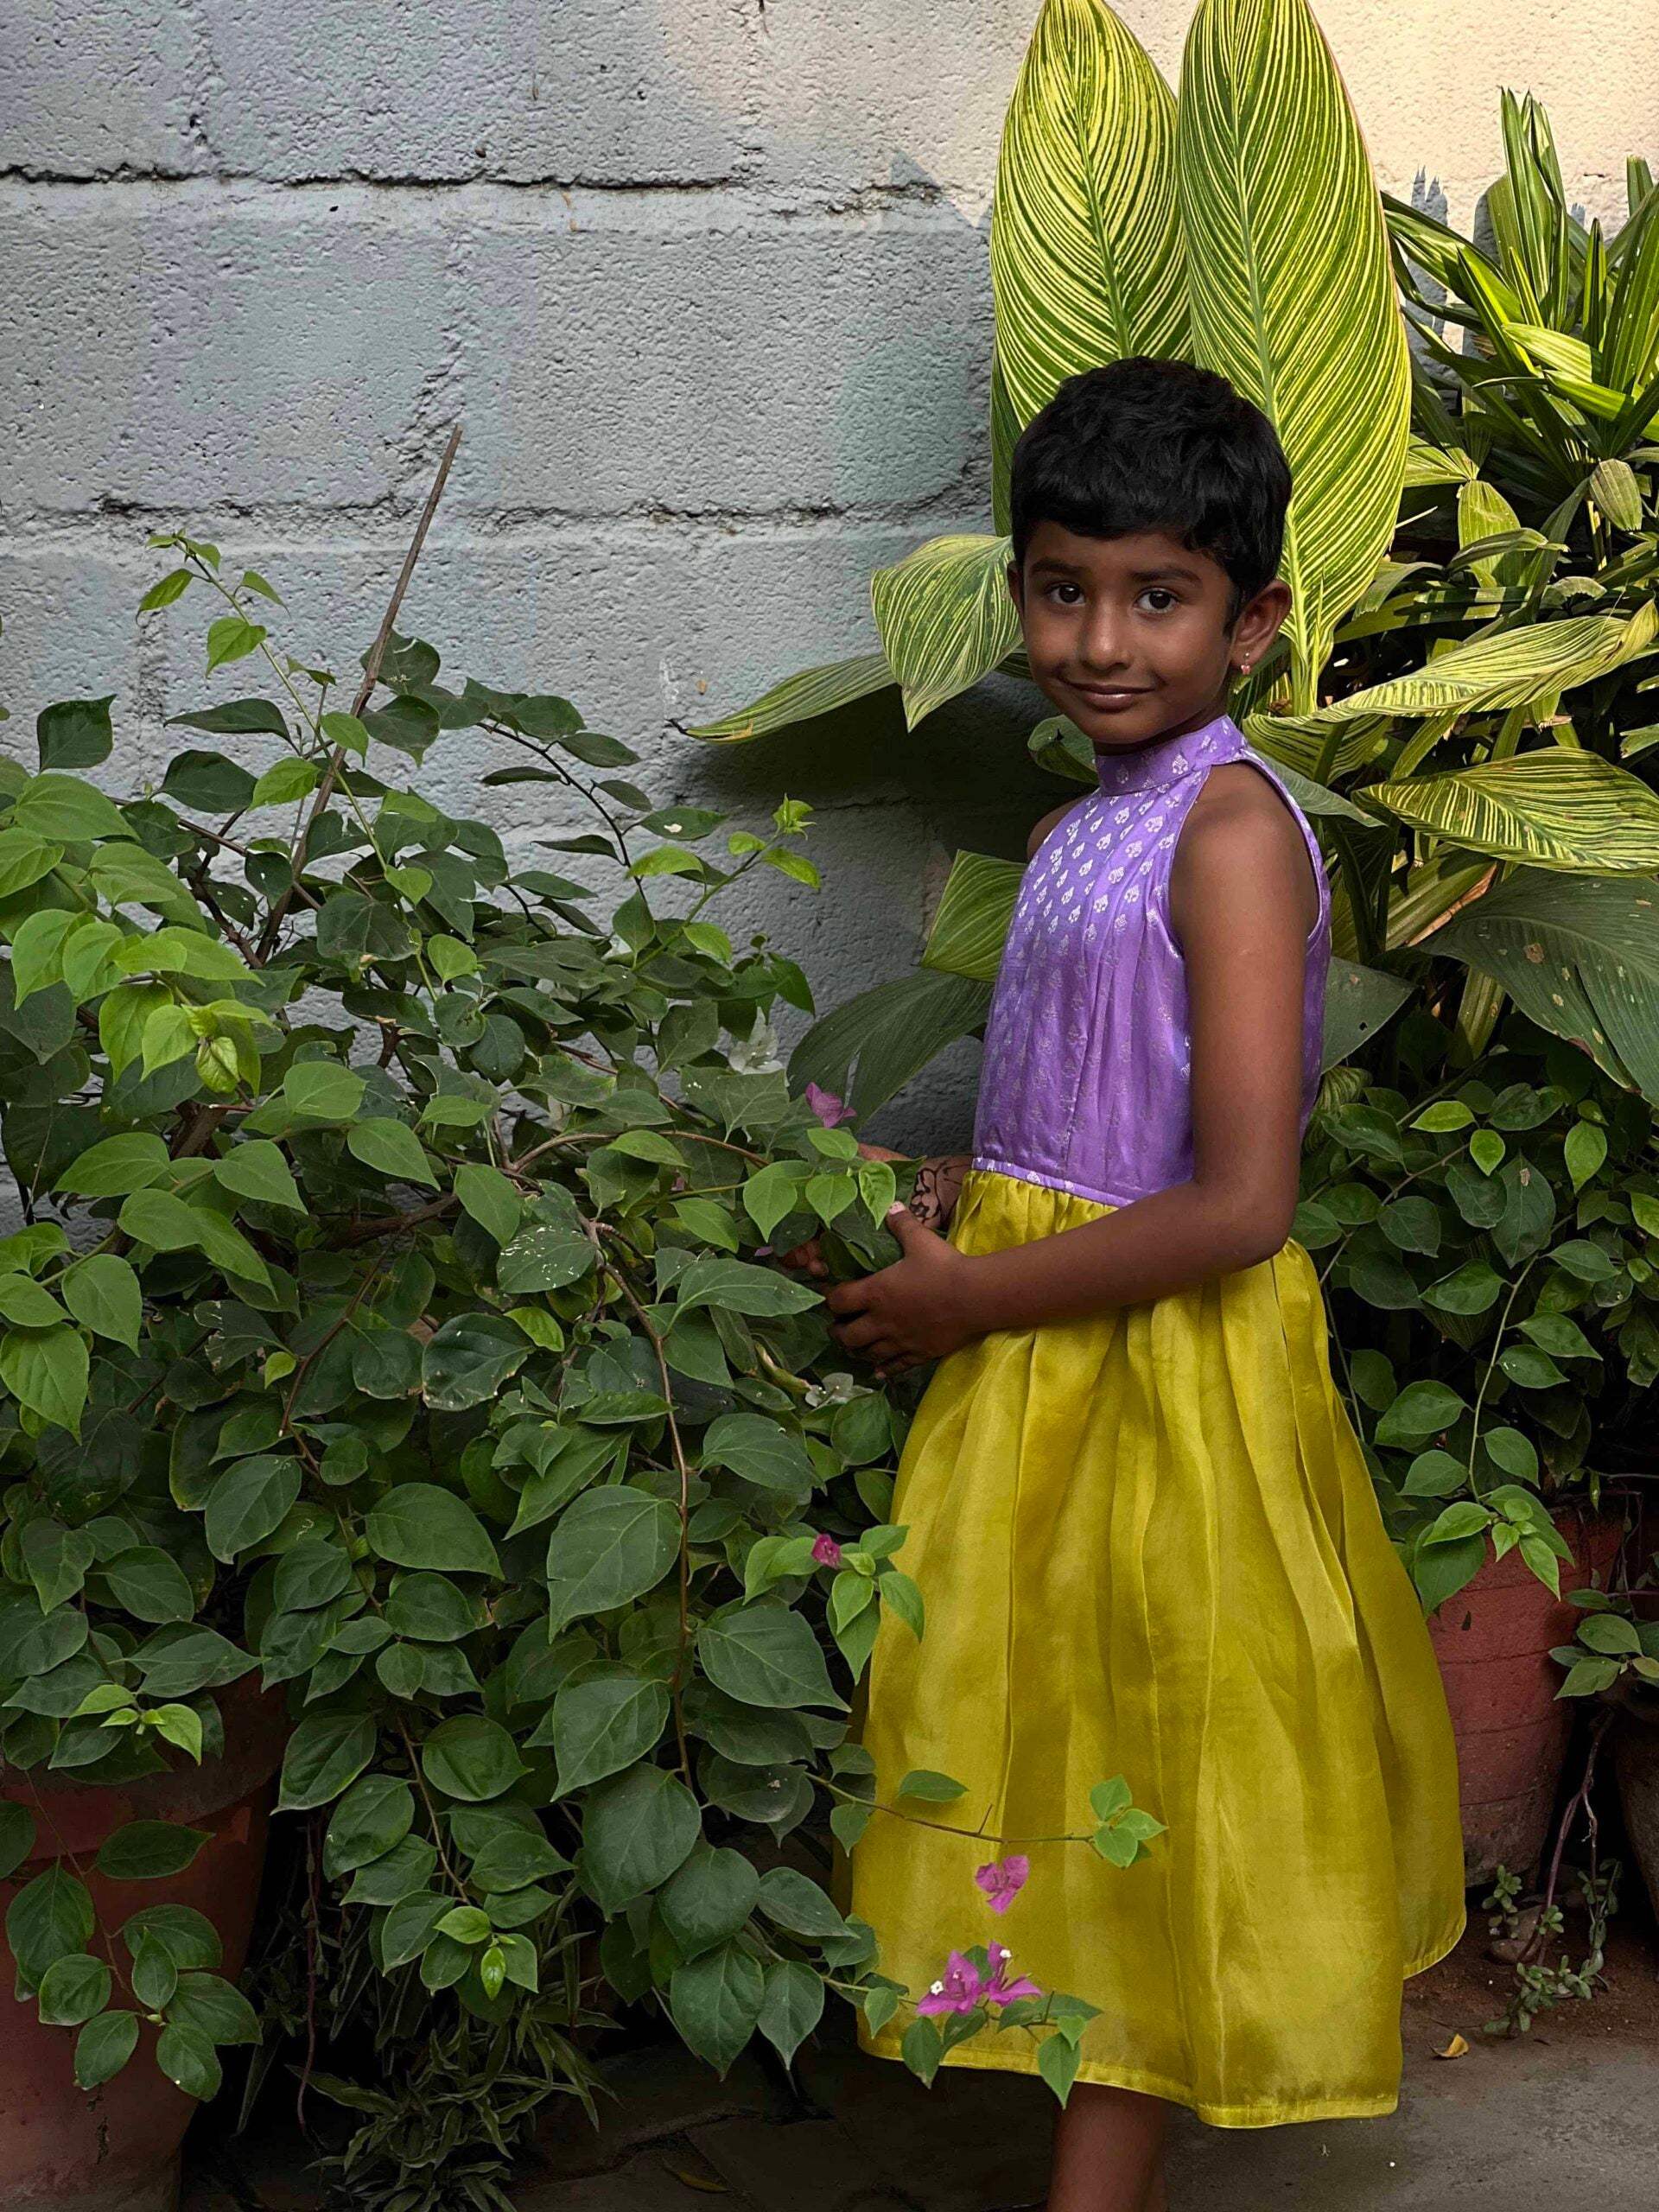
[{"x1": 852, "y1": 714, "x2": 1465, "y2": 2126}]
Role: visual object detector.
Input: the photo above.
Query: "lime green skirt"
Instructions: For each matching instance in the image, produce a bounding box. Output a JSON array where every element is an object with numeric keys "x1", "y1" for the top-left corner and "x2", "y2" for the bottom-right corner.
[{"x1": 852, "y1": 1171, "x2": 1465, "y2": 2127}]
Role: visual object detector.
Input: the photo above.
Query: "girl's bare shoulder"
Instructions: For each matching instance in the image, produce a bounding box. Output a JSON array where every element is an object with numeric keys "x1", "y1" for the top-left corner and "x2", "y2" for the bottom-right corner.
[{"x1": 1175, "y1": 762, "x2": 1318, "y2": 930}]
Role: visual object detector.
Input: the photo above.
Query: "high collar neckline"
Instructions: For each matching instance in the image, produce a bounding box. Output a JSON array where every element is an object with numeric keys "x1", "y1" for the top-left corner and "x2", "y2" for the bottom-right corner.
[{"x1": 1092, "y1": 713, "x2": 1244, "y2": 797}]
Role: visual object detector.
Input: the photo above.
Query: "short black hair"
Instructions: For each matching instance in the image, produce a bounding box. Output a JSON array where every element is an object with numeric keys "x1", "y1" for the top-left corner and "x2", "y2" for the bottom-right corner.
[{"x1": 1008, "y1": 358, "x2": 1292, "y2": 615}]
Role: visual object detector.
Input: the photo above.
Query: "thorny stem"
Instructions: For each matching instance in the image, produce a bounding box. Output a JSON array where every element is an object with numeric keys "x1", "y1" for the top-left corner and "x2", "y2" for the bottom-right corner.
[{"x1": 820, "y1": 1776, "x2": 1106, "y2": 1850}]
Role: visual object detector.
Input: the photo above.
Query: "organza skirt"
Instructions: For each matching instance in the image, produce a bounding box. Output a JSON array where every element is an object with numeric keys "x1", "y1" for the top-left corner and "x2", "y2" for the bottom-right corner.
[{"x1": 852, "y1": 1170, "x2": 1465, "y2": 2126}]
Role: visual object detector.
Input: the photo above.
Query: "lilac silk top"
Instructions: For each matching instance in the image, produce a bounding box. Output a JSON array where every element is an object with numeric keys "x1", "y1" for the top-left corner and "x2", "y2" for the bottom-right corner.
[{"x1": 970, "y1": 713, "x2": 1332, "y2": 1211}]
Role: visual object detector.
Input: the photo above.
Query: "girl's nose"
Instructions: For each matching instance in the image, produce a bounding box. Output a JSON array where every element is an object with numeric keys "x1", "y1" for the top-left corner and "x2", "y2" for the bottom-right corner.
[{"x1": 1075, "y1": 615, "x2": 1131, "y2": 674}]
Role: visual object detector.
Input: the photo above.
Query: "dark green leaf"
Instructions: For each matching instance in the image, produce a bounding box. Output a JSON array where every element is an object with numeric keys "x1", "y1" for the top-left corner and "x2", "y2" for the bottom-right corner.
[
  {"x1": 37, "y1": 698, "x2": 115, "y2": 772},
  {"x1": 95, "y1": 1821, "x2": 212, "y2": 1880},
  {"x1": 278, "y1": 1713, "x2": 378, "y2": 1812},
  {"x1": 421, "y1": 1715, "x2": 527, "y2": 1802},
  {"x1": 365, "y1": 1482, "x2": 500, "y2": 1576}
]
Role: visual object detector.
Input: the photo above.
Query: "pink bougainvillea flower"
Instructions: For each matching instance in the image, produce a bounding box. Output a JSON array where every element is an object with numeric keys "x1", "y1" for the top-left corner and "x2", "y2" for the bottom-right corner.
[
  {"x1": 917, "y1": 1952, "x2": 984, "y2": 2017},
  {"x1": 974, "y1": 1854, "x2": 1030, "y2": 1915},
  {"x1": 810, "y1": 1532, "x2": 843, "y2": 1568},
  {"x1": 985, "y1": 1942, "x2": 1040, "y2": 2005},
  {"x1": 804, "y1": 1082, "x2": 856, "y2": 1128},
  {"x1": 916, "y1": 1944, "x2": 1040, "y2": 2016}
]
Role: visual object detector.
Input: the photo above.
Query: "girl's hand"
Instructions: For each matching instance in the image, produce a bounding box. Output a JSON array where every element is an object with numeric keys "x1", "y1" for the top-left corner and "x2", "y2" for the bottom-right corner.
[
  {"x1": 776, "y1": 1143, "x2": 906, "y2": 1280},
  {"x1": 823, "y1": 1208, "x2": 982, "y2": 1376}
]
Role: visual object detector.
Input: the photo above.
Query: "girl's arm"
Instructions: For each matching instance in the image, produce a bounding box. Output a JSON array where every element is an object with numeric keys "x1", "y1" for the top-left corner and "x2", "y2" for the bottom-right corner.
[{"x1": 825, "y1": 768, "x2": 1319, "y2": 1370}]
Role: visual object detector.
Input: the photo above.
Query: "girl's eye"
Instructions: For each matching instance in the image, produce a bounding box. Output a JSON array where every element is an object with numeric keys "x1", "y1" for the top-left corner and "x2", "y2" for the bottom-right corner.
[
  {"x1": 1137, "y1": 588, "x2": 1179, "y2": 613},
  {"x1": 1045, "y1": 582, "x2": 1084, "y2": 605}
]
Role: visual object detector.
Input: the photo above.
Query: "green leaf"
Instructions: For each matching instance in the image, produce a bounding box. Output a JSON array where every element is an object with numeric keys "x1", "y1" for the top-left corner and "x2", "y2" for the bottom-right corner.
[
  {"x1": 454, "y1": 1162, "x2": 523, "y2": 1246},
  {"x1": 0, "y1": 1803, "x2": 35, "y2": 1879},
  {"x1": 660, "y1": 1846, "x2": 760, "y2": 1961},
  {"x1": 545, "y1": 1484, "x2": 680, "y2": 1634},
  {"x1": 6, "y1": 1865, "x2": 94, "y2": 1993},
  {"x1": 552, "y1": 1669, "x2": 671, "y2": 1794},
  {"x1": 687, "y1": 653, "x2": 895, "y2": 745},
  {"x1": 674, "y1": 1257, "x2": 820, "y2": 1319},
  {"x1": 421, "y1": 1715, "x2": 527, "y2": 1802},
  {"x1": 1371, "y1": 749, "x2": 1659, "y2": 874},
  {"x1": 870, "y1": 535, "x2": 1021, "y2": 731},
  {"x1": 0, "y1": 826, "x2": 63, "y2": 900},
  {"x1": 669, "y1": 1941, "x2": 766, "y2": 2076},
  {"x1": 166, "y1": 697, "x2": 288, "y2": 740},
  {"x1": 754, "y1": 1866, "x2": 848, "y2": 1939},
  {"x1": 95, "y1": 1821, "x2": 212, "y2": 1880},
  {"x1": 581, "y1": 1764, "x2": 701, "y2": 1912},
  {"x1": 37, "y1": 697, "x2": 115, "y2": 772},
  {"x1": 921, "y1": 849, "x2": 1024, "y2": 984},
  {"x1": 421, "y1": 1314, "x2": 530, "y2": 1411},
  {"x1": 277, "y1": 1712, "x2": 378, "y2": 1811},
  {"x1": 60, "y1": 1255, "x2": 142, "y2": 1350},
  {"x1": 166, "y1": 1970, "x2": 260, "y2": 2047},
  {"x1": 204, "y1": 1454, "x2": 301, "y2": 1562},
  {"x1": 323, "y1": 1777, "x2": 415, "y2": 1878},
  {"x1": 0, "y1": 1271, "x2": 64, "y2": 1327},
  {"x1": 365, "y1": 1482, "x2": 501, "y2": 1576},
  {"x1": 347, "y1": 1116, "x2": 439, "y2": 1188},
  {"x1": 791, "y1": 969, "x2": 992, "y2": 1122},
  {"x1": 250, "y1": 757, "x2": 320, "y2": 809},
  {"x1": 13, "y1": 772, "x2": 130, "y2": 844},
  {"x1": 74, "y1": 2009, "x2": 140, "y2": 2089},
  {"x1": 1322, "y1": 961, "x2": 1414, "y2": 1069},
  {"x1": 757, "y1": 1958, "x2": 824, "y2": 2069},
  {"x1": 205, "y1": 616, "x2": 265, "y2": 674},
  {"x1": 990, "y1": 0, "x2": 1187, "y2": 438},
  {"x1": 1038, "y1": 2031, "x2": 1081, "y2": 2105},
  {"x1": 1421, "y1": 1261, "x2": 1505, "y2": 1315},
  {"x1": 699, "y1": 1412, "x2": 814, "y2": 1500},
  {"x1": 896, "y1": 1769, "x2": 967, "y2": 1803},
  {"x1": 698, "y1": 1600, "x2": 848, "y2": 1712},
  {"x1": 1178, "y1": 0, "x2": 1408, "y2": 699},
  {"x1": 100, "y1": 1546, "x2": 196, "y2": 1624},
  {"x1": 467, "y1": 1827, "x2": 569, "y2": 1893},
  {"x1": 1375, "y1": 1379, "x2": 1465, "y2": 1447},
  {"x1": 37, "y1": 1950, "x2": 111, "y2": 2026},
  {"x1": 0, "y1": 1324, "x2": 88, "y2": 1435},
  {"x1": 1323, "y1": 600, "x2": 1659, "y2": 721},
  {"x1": 156, "y1": 2021, "x2": 221, "y2": 2101},
  {"x1": 212, "y1": 1139, "x2": 305, "y2": 1213},
  {"x1": 1429, "y1": 869, "x2": 1659, "y2": 1102},
  {"x1": 161, "y1": 747, "x2": 258, "y2": 813}
]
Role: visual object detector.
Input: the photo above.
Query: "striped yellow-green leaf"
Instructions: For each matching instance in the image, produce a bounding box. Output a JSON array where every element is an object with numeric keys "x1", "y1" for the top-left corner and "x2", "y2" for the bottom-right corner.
[
  {"x1": 991, "y1": 0, "x2": 1186, "y2": 438},
  {"x1": 1318, "y1": 600, "x2": 1659, "y2": 720},
  {"x1": 920, "y1": 851, "x2": 1025, "y2": 982},
  {"x1": 1589, "y1": 457, "x2": 1643, "y2": 532},
  {"x1": 1177, "y1": 0, "x2": 1409, "y2": 707},
  {"x1": 688, "y1": 653, "x2": 894, "y2": 744},
  {"x1": 1427, "y1": 868, "x2": 1659, "y2": 1100},
  {"x1": 1368, "y1": 750, "x2": 1659, "y2": 874},
  {"x1": 870, "y1": 537, "x2": 1020, "y2": 730},
  {"x1": 1242, "y1": 710, "x2": 1387, "y2": 780},
  {"x1": 991, "y1": 355, "x2": 1020, "y2": 535},
  {"x1": 1403, "y1": 436, "x2": 1478, "y2": 488}
]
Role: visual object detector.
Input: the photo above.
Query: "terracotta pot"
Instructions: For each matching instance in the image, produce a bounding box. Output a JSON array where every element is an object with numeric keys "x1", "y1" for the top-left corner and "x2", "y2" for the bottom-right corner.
[
  {"x1": 0, "y1": 1676, "x2": 287, "y2": 2212},
  {"x1": 1427, "y1": 1508, "x2": 1624, "y2": 1885}
]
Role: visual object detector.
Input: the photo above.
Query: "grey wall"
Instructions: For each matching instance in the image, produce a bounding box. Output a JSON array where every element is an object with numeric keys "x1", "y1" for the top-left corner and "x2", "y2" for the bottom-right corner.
[{"x1": 0, "y1": 0, "x2": 1068, "y2": 1148}]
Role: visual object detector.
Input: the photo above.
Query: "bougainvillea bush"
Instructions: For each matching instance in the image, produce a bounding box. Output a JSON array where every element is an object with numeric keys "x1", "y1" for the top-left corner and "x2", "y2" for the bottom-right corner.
[{"x1": 0, "y1": 543, "x2": 1154, "y2": 2209}]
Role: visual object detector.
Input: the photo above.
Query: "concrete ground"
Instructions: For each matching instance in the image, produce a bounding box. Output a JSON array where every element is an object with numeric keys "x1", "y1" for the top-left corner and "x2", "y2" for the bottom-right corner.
[{"x1": 187, "y1": 1960, "x2": 1659, "y2": 2212}]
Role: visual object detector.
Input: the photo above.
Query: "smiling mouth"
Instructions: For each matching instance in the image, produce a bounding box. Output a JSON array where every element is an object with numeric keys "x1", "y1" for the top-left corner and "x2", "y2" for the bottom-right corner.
[{"x1": 1068, "y1": 682, "x2": 1154, "y2": 709}]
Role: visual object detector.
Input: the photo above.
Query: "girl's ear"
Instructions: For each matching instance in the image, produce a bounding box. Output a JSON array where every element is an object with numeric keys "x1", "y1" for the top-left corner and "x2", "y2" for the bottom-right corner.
[
  {"x1": 1231, "y1": 578, "x2": 1290, "y2": 673},
  {"x1": 1007, "y1": 559, "x2": 1026, "y2": 615}
]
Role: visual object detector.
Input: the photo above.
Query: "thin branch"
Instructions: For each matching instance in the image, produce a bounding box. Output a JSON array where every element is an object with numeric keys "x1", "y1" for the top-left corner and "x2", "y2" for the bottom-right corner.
[{"x1": 255, "y1": 425, "x2": 462, "y2": 961}]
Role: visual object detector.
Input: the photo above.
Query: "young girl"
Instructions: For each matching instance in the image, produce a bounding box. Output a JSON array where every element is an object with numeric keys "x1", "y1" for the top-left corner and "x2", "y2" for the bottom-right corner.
[{"x1": 817, "y1": 360, "x2": 1465, "y2": 2210}]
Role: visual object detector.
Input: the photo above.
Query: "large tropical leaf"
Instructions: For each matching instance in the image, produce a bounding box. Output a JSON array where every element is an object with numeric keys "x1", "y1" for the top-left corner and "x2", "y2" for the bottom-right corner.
[
  {"x1": 787, "y1": 971, "x2": 993, "y2": 1120},
  {"x1": 869, "y1": 537, "x2": 1020, "y2": 730},
  {"x1": 688, "y1": 653, "x2": 893, "y2": 744},
  {"x1": 1368, "y1": 750, "x2": 1659, "y2": 874},
  {"x1": 1427, "y1": 869, "x2": 1659, "y2": 1099},
  {"x1": 990, "y1": 0, "x2": 1187, "y2": 434},
  {"x1": 920, "y1": 852, "x2": 1025, "y2": 982},
  {"x1": 1177, "y1": 0, "x2": 1409, "y2": 706},
  {"x1": 1316, "y1": 601, "x2": 1659, "y2": 720}
]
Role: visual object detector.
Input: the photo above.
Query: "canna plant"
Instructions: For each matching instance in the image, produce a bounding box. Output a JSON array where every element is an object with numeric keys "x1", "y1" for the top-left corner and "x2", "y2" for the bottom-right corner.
[
  {"x1": 695, "y1": 0, "x2": 1659, "y2": 1135},
  {"x1": 0, "y1": 539, "x2": 1161, "y2": 2209}
]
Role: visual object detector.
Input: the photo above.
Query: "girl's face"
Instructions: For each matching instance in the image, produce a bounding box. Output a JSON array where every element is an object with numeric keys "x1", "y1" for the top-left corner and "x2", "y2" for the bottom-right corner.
[{"x1": 1009, "y1": 523, "x2": 1289, "y2": 753}]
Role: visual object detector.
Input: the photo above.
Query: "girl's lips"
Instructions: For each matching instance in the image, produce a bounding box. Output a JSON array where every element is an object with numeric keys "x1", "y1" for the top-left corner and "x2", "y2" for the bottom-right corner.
[{"x1": 1070, "y1": 683, "x2": 1153, "y2": 710}]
